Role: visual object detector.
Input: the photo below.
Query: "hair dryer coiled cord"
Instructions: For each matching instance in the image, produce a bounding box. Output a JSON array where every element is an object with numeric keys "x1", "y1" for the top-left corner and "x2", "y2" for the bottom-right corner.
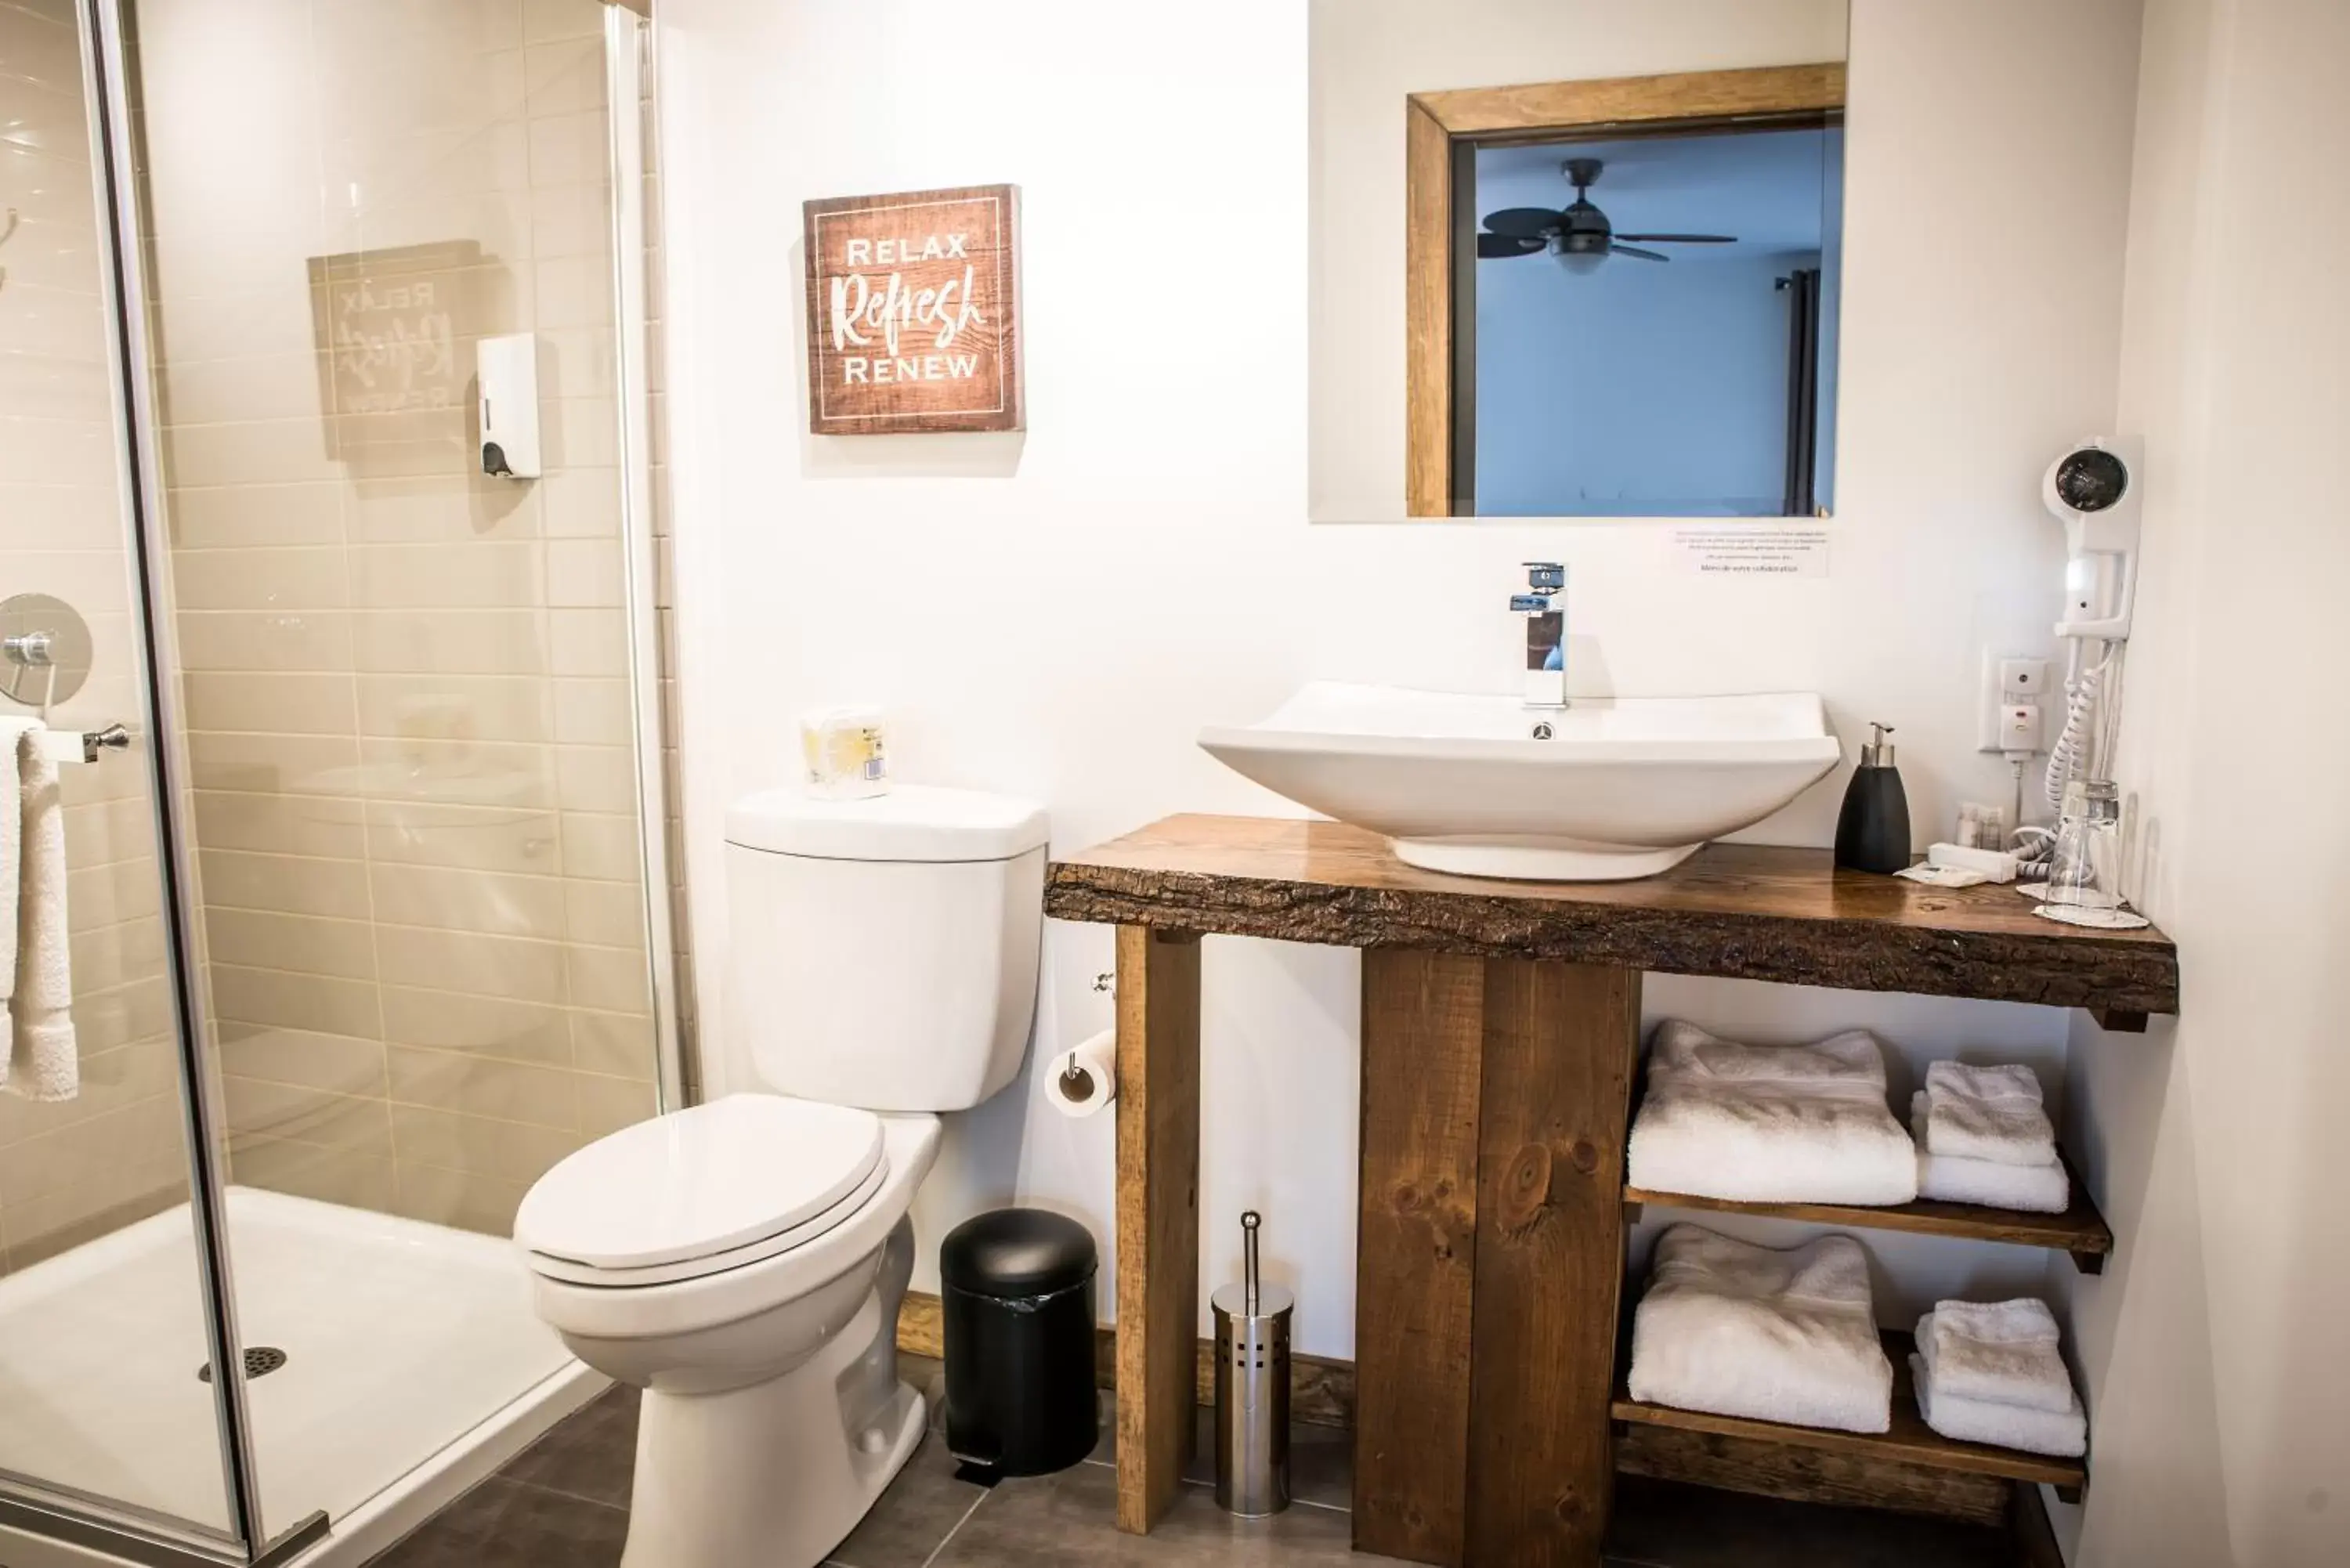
[{"x1": 2044, "y1": 650, "x2": 2111, "y2": 816}]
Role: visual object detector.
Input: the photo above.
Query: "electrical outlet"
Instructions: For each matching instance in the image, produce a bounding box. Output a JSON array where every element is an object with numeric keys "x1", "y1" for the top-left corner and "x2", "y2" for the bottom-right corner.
[{"x1": 1977, "y1": 652, "x2": 2053, "y2": 752}]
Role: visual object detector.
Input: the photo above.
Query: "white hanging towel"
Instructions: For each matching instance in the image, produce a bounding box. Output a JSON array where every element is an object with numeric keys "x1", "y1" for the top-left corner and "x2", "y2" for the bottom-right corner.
[
  {"x1": 1628, "y1": 1224, "x2": 1893, "y2": 1434},
  {"x1": 1916, "y1": 1299, "x2": 2075, "y2": 1414},
  {"x1": 1910, "y1": 1349, "x2": 2087, "y2": 1458},
  {"x1": 0, "y1": 716, "x2": 28, "y2": 1031},
  {"x1": 5, "y1": 722, "x2": 77, "y2": 1100},
  {"x1": 1911, "y1": 1093, "x2": 2068, "y2": 1212},
  {"x1": 1923, "y1": 1061, "x2": 2057, "y2": 1167},
  {"x1": 1627, "y1": 1021, "x2": 1918, "y2": 1205}
]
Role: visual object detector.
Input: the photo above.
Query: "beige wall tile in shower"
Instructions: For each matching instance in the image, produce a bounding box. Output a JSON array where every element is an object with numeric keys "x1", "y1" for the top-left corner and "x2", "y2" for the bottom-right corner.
[
  {"x1": 164, "y1": 418, "x2": 346, "y2": 490},
  {"x1": 566, "y1": 944, "x2": 649, "y2": 1017},
  {"x1": 222, "y1": 1076, "x2": 395, "y2": 1160},
  {"x1": 352, "y1": 609, "x2": 549, "y2": 676},
  {"x1": 389, "y1": 1104, "x2": 584, "y2": 1186},
  {"x1": 192, "y1": 788, "x2": 367, "y2": 860},
  {"x1": 358, "y1": 673, "x2": 554, "y2": 743},
  {"x1": 353, "y1": 541, "x2": 545, "y2": 609},
  {"x1": 562, "y1": 880, "x2": 644, "y2": 950},
  {"x1": 171, "y1": 547, "x2": 351, "y2": 612},
  {"x1": 546, "y1": 609, "x2": 625, "y2": 676},
  {"x1": 157, "y1": 351, "x2": 330, "y2": 428},
  {"x1": 67, "y1": 858, "x2": 165, "y2": 930},
  {"x1": 185, "y1": 731, "x2": 362, "y2": 796},
  {"x1": 525, "y1": 110, "x2": 609, "y2": 194},
  {"x1": 382, "y1": 986, "x2": 572, "y2": 1068},
  {"x1": 0, "y1": 1096, "x2": 183, "y2": 1206},
  {"x1": 168, "y1": 482, "x2": 344, "y2": 550},
  {"x1": 541, "y1": 393, "x2": 617, "y2": 468},
  {"x1": 364, "y1": 798, "x2": 561, "y2": 876},
  {"x1": 184, "y1": 670, "x2": 361, "y2": 735},
  {"x1": 344, "y1": 474, "x2": 540, "y2": 544},
  {"x1": 67, "y1": 919, "x2": 169, "y2": 997},
  {"x1": 555, "y1": 745, "x2": 634, "y2": 813},
  {"x1": 176, "y1": 610, "x2": 356, "y2": 673},
  {"x1": 376, "y1": 924, "x2": 567, "y2": 1005},
  {"x1": 0, "y1": 1034, "x2": 175, "y2": 1150},
  {"x1": 388, "y1": 1046, "x2": 574, "y2": 1130},
  {"x1": 217, "y1": 1022, "x2": 389, "y2": 1099},
  {"x1": 556, "y1": 811, "x2": 639, "y2": 881},
  {"x1": 210, "y1": 963, "x2": 385, "y2": 1040},
  {"x1": 229, "y1": 1136, "x2": 397, "y2": 1214},
  {"x1": 369, "y1": 862, "x2": 564, "y2": 940},
  {"x1": 62, "y1": 793, "x2": 159, "y2": 869},
  {"x1": 354, "y1": 739, "x2": 559, "y2": 812},
  {"x1": 551, "y1": 677, "x2": 631, "y2": 746},
  {"x1": 205, "y1": 909, "x2": 377, "y2": 981},
  {"x1": 65, "y1": 980, "x2": 175, "y2": 1060},
  {"x1": 544, "y1": 538, "x2": 621, "y2": 606},
  {"x1": 197, "y1": 850, "x2": 373, "y2": 919},
  {"x1": 569, "y1": 1010, "x2": 655, "y2": 1082},
  {"x1": 576, "y1": 1071, "x2": 656, "y2": 1140}
]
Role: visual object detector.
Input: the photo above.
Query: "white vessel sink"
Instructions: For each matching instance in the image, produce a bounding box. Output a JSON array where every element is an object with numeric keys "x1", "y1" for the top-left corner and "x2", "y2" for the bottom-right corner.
[{"x1": 1198, "y1": 681, "x2": 1842, "y2": 881}]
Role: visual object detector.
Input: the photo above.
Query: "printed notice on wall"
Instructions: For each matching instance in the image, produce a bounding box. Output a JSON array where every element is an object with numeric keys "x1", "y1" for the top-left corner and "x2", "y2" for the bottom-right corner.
[{"x1": 1669, "y1": 526, "x2": 1831, "y2": 579}]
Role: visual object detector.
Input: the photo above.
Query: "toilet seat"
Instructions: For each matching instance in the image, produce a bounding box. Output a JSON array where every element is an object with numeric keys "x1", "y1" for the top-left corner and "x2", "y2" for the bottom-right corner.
[{"x1": 517, "y1": 1094, "x2": 887, "y2": 1288}]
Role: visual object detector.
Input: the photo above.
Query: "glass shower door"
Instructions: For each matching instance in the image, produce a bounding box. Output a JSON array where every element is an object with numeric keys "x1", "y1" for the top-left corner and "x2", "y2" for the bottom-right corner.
[{"x1": 0, "y1": 0, "x2": 247, "y2": 1555}]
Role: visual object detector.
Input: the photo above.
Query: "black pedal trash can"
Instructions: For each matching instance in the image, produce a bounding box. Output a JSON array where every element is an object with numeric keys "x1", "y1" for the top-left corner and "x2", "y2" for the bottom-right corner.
[{"x1": 939, "y1": 1208, "x2": 1099, "y2": 1477}]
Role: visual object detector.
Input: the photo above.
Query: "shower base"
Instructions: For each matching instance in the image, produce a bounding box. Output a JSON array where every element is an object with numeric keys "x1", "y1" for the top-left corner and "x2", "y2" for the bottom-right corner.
[{"x1": 0, "y1": 1186, "x2": 600, "y2": 1565}]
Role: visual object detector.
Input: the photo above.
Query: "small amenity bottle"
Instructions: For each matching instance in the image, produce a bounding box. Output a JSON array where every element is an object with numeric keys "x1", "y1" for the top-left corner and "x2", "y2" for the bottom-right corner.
[{"x1": 1835, "y1": 722, "x2": 1911, "y2": 874}]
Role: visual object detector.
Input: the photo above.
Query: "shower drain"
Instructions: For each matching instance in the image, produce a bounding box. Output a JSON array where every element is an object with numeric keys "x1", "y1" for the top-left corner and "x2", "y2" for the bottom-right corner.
[{"x1": 197, "y1": 1347, "x2": 288, "y2": 1384}]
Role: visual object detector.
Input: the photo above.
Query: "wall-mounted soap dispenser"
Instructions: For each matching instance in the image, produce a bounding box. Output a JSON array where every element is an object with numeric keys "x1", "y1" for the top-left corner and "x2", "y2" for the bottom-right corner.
[{"x1": 477, "y1": 332, "x2": 541, "y2": 479}]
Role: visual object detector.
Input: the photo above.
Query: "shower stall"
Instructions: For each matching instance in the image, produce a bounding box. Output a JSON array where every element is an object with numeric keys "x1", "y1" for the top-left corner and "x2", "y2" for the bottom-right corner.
[{"x1": 0, "y1": 1, "x2": 681, "y2": 1563}]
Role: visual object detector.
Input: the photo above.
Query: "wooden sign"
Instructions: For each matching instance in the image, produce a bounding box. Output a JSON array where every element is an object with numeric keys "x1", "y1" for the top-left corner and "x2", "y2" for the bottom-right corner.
[{"x1": 802, "y1": 184, "x2": 1022, "y2": 434}]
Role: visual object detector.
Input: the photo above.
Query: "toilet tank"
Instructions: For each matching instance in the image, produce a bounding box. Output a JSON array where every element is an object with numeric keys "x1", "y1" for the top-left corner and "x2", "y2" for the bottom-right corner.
[{"x1": 723, "y1": 786, "x2": 1048, "y2": 1112}]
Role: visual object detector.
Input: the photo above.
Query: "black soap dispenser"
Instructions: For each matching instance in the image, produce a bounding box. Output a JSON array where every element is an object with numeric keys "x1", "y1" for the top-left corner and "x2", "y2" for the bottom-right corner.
[{"x1": 1835, "y1": 722, "x2": 1912, "y2": 874}]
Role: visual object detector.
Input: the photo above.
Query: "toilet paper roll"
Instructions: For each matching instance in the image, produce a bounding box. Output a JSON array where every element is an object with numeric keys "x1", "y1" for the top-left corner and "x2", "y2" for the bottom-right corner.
[{"x1": 1046, "y1": 1029, "x2": 1117, "y2": 1118}]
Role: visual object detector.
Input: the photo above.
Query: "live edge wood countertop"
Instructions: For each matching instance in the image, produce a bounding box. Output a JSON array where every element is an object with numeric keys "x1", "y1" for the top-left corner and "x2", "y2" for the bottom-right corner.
[{"x1": 1044, "y1": 814, "x2": 2178, "y2": 1017}]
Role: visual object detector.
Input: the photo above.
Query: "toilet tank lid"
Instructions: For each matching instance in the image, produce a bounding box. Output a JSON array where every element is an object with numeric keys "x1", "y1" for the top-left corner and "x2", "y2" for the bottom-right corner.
[{"x1": 726, "y1": 785, "x2": 1049, "y2": 863}]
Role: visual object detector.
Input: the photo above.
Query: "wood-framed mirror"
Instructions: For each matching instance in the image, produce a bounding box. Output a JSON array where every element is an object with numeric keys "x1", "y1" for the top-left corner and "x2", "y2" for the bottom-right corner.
[{"x1": 1405, "y1": 63, "x2": 1846, "y2": 518}]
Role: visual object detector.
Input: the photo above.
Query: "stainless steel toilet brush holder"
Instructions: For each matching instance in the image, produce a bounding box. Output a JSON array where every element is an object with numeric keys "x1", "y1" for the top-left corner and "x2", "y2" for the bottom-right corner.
[{"x1": 1211, "y1": 1210, "x2": 1292, "y2": 1517}]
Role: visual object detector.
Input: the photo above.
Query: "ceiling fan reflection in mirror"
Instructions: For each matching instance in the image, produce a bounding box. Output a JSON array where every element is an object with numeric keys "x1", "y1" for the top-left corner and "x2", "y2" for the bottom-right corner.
[{"x1": 1478, "y1": 157, "x2": 1737, "y2": 274}]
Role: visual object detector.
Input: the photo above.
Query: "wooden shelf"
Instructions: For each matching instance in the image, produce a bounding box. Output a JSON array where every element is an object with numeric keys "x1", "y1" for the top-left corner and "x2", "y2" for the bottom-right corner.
[
  {"x1": 1625, "y1": 1151, "x2": 2113, "y2": 1274},
  {"x1": 1613, "y1": 1330, "x2": 2087, "y2": 1498},
  {"x1": 1047, "y1": 815, "x2": 2178, "y2": 1015}
]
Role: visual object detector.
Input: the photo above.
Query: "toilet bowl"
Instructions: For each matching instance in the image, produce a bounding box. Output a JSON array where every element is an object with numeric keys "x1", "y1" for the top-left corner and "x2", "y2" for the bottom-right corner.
[
  {"x1": 519, "y1": 1099, "x2": 942, "y2": 1568},
  {"x1": 515, "y1": 786, "x2": 1048, "y2": 1568}
]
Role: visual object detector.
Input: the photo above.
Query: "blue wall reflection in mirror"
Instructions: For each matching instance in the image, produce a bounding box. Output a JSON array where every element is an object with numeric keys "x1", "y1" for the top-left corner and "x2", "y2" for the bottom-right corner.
[{"x1": 1469, "y1": 126, "x2": 1842, "y2": 518}]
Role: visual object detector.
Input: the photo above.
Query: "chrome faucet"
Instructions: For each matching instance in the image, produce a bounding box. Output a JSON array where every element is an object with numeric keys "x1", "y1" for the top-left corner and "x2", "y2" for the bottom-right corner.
[{"x1": 1512, "y1": 562, "x2": 1567, "y2": 708}]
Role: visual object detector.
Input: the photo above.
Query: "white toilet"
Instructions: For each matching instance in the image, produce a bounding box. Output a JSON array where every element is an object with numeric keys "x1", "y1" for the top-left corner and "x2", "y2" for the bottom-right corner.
[{"x1": 514, "y1": 785, "x2": 1047, "y2": 1568}]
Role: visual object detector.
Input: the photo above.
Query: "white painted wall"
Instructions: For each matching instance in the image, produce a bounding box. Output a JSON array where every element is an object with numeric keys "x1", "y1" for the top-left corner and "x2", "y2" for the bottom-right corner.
[
  {"x1": 2052, "y1": 1, "x2": 2350, "y2": 1563},
  {"x1": 656, "y1": 0, "x2": 2143, "y2": 1359}
]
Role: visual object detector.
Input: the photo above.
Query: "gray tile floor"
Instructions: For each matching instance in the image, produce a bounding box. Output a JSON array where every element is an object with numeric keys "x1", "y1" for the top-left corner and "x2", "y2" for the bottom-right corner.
[{"x1": 367, "y1": 1353, "x2": 2016, "y2": 1567}]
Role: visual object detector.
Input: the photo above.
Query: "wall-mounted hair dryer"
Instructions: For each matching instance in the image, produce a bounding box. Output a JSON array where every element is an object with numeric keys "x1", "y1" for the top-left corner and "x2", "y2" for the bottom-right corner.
[
  {"x1": 2044, "y1": 436, "x2": 2141, "y2": 641},
  {"x1": 2038, "y1": 436, "x2": 2142, "y2": 817}
]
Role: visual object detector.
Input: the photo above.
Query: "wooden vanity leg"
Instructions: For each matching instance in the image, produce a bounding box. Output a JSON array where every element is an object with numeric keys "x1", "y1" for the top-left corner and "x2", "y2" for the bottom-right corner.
[
  {"x1": 1354, "y1": 948, "x2": 1485, "y2": 1565},
  {"x1": 1113, "y1": 925, "x2": 1200, "y2": 1534},
  {"x1": 1467, "y1": 960, "x2": 1640, "y2": 1566}
]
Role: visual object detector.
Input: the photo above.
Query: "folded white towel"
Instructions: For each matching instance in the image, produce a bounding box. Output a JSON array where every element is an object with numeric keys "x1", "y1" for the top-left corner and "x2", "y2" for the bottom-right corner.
[
  {"x1": 1911, "y1": 1353, "x2": 2086, "y2": 1457},
  {"x1": 1924, "y1": 1061, "x2": 2056, "y2": 1167},
  {"x1": 1628, "y1": 1021, "x2": 1918, "y2": 1205},
  {"x1": 5, "y1": 724, "x2": 77, "y2": 1101},
  {"x1": 1629, "y1": 1224, "x2": 1893, "y2": 1434},
  {"x1": 1917, "y1": 1299, "x2": 2074, "y2": 1414},
  {"x1": 1911, "y1": 1093, "x2": 2069, "y2": 1213}
]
